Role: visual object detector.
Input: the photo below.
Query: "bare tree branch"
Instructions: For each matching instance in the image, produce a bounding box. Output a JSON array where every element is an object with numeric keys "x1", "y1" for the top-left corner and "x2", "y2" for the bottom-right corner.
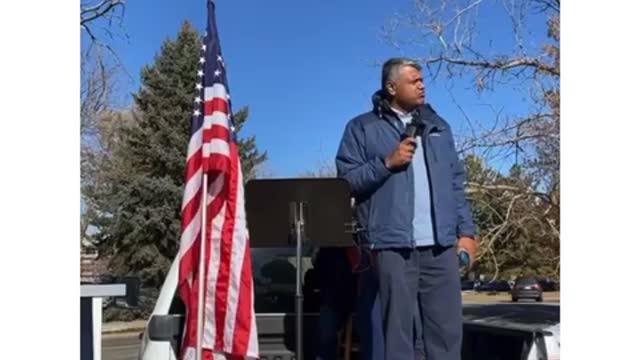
[
  {"x1": 81, "y1": 0, "x2": 125, "y2": 27},
  {"x1": 419, "y1": 55, "x2": 559, "y2": 77},
  {"x1": 477, "y1": 194, "x2": 521, "y2": 261},
  {"x1": 532, "y1": 0, "x2": 560, "y2": 13},
  {"x1": 488, "y1": 245, "x2": 500, "y2": 282},
  {"x1": 80, "y1": 0, "x2": 129, "y2": 139},
  {"x1": 445, "y1": 0, "x2": 484, "y2": 28},
  {"x1": 80, "y1": 0, "x2": 129, "y2": 77}
]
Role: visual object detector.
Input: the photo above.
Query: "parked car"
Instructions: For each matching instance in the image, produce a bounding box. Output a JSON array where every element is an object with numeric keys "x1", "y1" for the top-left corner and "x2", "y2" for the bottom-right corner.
[
  {"x1": 537, "y1": 277, "x2": 560, "y2": 292},
  {"x1": 494, "y1": 280, "x2": 513, "y2": 292},
  {"x1": 461, "y1": 280, "x2": 475, "y2": 291},
  {"x1": 473, "y1": 280, "x2": 485, "y2": 291},
  {"x1": 476, "y1": 280, "x2": 511, "y2": 292},
  {"x1": 511, "y1": 276, "x2": 543, "y2": 302}
]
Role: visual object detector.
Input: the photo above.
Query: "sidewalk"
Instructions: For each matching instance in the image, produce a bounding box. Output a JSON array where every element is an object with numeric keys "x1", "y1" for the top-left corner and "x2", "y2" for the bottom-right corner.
[
  {"x1": 462, "y1": 290, "x2": 560, "y2": 303},
  {"x1": 102, "y1": 319, "x2": 147, "y2": 335}
]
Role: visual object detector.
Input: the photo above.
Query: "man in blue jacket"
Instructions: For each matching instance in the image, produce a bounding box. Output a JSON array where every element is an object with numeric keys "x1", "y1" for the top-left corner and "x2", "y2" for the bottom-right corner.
[{"x1": 336, "y1": 58, "x2": 476, "y2": 360}]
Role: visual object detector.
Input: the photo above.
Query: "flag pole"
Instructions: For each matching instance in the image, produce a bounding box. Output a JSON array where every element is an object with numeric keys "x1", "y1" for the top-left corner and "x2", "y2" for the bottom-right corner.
[{"x1": 196, "y1": 172, "x2": 208, "y2": 360}]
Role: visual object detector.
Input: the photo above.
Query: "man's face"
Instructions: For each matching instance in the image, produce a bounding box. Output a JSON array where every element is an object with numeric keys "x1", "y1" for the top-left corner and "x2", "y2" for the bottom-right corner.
[{"x1": 389, "y1": 65, "x2": 425, "y2": 110}]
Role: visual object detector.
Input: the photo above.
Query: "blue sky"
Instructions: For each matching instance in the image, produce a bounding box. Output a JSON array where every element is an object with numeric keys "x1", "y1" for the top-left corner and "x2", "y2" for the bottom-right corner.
[{"x1": 83, "y1": 0, "x2": 550, "y2": 177}]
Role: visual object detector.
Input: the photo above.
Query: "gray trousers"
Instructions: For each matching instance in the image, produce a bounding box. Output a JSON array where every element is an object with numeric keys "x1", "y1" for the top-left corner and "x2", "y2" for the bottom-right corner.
[{"x1": 375, "y1": 245, "x2": 462, "y2": 360}]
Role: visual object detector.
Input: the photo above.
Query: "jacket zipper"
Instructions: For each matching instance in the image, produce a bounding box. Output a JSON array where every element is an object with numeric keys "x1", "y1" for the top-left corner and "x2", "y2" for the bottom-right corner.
[
  {"x1": 424, "y1": 130, "x2": 439, "y2": 245},
  {"x1": 426, "y1": 126, "x2": 439, "y2": 162}
]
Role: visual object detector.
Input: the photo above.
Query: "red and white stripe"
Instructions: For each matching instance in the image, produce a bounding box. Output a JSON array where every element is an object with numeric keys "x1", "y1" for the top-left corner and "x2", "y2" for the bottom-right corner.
[{"x1": 178, "y1": 82, "x2": 258, "y2": 360}]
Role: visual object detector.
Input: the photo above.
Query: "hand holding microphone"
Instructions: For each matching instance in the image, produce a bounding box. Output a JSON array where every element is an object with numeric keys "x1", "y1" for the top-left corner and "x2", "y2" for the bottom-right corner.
[
  {"x1": 384, "y1": 137, "x2": 416, "y2": 170},
  {"x1": 402, "y1": 117, "x2": 423, "y2": 140},
  {"x1": 384, "y1": 111, "x2": 424, "y2": 170}
]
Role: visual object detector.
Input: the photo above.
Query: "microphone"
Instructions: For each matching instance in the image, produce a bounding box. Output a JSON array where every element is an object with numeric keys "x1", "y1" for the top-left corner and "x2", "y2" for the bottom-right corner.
[
  {"x1": 401, "y1": 110, "x2": 425, "y2": 140},
  {"x1": 458, "y1": 250, "x2": 470, "y2": 268}
]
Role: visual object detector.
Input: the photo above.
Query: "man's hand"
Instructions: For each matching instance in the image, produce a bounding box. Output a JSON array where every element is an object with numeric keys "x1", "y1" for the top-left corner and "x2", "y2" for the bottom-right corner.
[
  {"x1": 385, "y1": 137, "x2": 417, "y2": 170},
  {"x1": 457, "y1": 236, "x2": 477, "y2": 264}
]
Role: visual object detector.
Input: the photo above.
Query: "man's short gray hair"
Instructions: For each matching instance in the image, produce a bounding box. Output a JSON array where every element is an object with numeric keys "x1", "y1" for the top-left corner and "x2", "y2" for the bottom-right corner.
[{"x1": 381, "y1": 58, "x2": 422, "y2": 95}]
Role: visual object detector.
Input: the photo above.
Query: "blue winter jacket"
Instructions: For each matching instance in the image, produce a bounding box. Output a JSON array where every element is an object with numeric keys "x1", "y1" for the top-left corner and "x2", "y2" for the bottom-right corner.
[{"x1": 335, "y1": 91, "x2": 475, "y2": 249}]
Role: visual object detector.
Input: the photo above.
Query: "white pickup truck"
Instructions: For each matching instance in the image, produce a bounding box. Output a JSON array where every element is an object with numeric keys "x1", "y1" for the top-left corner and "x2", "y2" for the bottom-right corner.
[{"x1": 137, "y1": 247, "x2": 560, "y2": 360}]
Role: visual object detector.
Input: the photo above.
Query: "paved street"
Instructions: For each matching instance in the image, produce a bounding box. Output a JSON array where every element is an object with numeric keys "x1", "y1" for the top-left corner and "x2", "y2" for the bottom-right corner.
[{"x1": 103, "y1": 333, "x2": 140, "y2": 360}]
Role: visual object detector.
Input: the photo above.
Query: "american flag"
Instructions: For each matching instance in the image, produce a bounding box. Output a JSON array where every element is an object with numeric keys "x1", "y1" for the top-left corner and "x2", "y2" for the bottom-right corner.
[{"x1": 178, "y1": 1, "x2": 258, "y2": 359}]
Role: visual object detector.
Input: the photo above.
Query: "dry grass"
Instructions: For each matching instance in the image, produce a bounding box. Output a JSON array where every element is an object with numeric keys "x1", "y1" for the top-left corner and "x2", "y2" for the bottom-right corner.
[{"x1": 463, "y1": 291, "x2": 560, "y2": 304}]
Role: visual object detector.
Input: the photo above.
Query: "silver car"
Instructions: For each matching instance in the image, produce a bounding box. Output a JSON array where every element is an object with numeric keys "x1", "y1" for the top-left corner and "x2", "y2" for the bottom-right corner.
[{"x1": 511, "y1": 276, "x2": 544, "y2": 302}]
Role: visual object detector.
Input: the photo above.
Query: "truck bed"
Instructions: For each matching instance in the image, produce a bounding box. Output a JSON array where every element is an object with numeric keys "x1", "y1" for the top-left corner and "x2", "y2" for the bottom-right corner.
[{"x1": 252, "y1": 303, "x2": 560, "y2": 360}]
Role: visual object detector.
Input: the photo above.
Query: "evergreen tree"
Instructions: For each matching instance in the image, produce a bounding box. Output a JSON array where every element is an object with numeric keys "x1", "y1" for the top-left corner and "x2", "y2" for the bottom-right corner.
[
  {"x1": 83, "y1": 21, "x2": 267, "y2": 296},
  {"x1": 233, "y1": 106, "x2": 268, "y2": 182}
]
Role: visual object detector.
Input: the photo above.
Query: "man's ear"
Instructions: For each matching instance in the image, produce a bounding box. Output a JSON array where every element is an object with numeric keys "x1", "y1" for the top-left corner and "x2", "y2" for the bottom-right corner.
[{"x1": 387, "y1": 83, "x2": 396, "y2": 96}]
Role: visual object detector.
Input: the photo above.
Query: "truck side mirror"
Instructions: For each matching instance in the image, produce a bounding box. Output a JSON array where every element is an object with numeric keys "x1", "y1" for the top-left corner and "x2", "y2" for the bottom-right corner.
[{"x1": 147, "y1": 314, "x2": 184, "y2": 342}]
